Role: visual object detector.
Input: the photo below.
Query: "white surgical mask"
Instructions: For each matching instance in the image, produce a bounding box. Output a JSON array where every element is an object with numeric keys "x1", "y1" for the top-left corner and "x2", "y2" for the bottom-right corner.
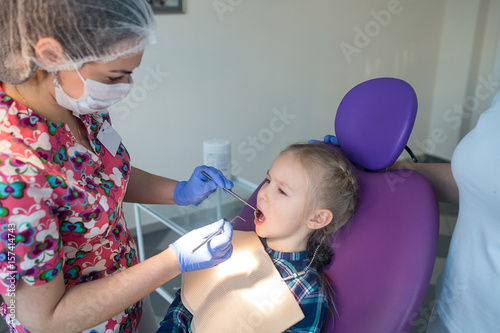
[{"x1": 54, "y1": 70, "x2": 133, "y2": 116}]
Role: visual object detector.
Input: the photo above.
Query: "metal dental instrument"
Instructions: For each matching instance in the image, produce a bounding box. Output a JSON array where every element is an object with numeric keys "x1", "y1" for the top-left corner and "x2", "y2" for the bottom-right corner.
[
  {"x1": 200, "y1": 170, "x2": 257, "y2": 212},
  {"x1": 190, "y1": 171, "x2": 256, "y2": 253},
  {"x1": 191, "y1": 216, "x2": 245, "y2": 253}
]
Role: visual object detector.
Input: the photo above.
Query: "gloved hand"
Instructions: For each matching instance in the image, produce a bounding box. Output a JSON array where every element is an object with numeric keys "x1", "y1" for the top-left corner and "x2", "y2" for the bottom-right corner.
[
  {"x1": 323, "y1": 134, "x2": 339, "y2": 145},
  {"x1": 174, "y1": 165, "x2": 234, "y2": 206},
  {"x1": 169, "y1": 219, "x2": 233, "y2": 273},
  {"x1": 308, "y1": 135, "x2": 339, "y2": 145}
]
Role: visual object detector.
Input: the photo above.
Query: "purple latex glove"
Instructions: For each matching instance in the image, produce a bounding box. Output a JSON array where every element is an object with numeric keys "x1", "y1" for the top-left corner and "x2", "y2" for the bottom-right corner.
[
  {"x1": 323, "y1": 135, "x2": 339, "y2": 145},
  {"x1": 308, "y1": 135, "x2": 339, "y2": 145},
  {"x1": 174, "y1": 165, "x2": 234, "y2": 206},
  {"x1": 169, "y1": 219, "x2": 233, "y2": 273}
]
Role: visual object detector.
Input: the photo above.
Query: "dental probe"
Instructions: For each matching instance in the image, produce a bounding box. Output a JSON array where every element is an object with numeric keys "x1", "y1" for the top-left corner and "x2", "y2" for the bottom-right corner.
[
  {"x1": 191, "y1": 216, "x2": 245, "y2": 253},
  {"x1": 200, "y1": 171, "x2": 257, "y2": 212}
]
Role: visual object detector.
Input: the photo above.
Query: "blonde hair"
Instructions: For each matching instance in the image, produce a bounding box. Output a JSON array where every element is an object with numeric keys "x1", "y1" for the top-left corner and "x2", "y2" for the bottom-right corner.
[
  {"x1": 280, "y1": 143, "x2": 359, "y2": 323},
  {"x1": 279, "y1": 143, "x2": 359, "y2": 267}
]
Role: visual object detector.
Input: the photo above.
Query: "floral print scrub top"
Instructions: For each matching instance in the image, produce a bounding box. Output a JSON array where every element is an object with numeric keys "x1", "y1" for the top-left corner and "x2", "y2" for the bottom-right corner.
[{"x1": 0, "y1": 85, "x2": 141, "y2": 332}]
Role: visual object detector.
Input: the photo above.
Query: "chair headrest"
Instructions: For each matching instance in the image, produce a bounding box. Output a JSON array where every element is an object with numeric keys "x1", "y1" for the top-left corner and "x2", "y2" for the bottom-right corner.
[{"x1": 335, "y1": 77, "x2": 418, "y2": 171}]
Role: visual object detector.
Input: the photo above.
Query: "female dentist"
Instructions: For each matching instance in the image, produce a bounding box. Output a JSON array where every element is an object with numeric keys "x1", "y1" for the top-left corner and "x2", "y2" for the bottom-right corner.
[{"x1": 0, "y1": 0, "x2": 233, "y2": 332}]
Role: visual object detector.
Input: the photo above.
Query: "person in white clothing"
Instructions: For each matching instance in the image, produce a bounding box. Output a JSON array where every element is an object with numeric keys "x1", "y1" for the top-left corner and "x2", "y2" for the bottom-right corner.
[{"x1": 392, "y1": 88, "x2": 500, "y2": 332}]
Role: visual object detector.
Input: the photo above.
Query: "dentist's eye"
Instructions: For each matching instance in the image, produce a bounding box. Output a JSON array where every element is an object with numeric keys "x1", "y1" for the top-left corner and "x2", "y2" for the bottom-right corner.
[{"x1": 108, "y1": 76, "x2": 124, "y2": 83}]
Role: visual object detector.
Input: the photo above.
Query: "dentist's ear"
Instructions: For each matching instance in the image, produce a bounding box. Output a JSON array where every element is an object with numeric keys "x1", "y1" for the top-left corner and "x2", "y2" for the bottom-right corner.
[
  {"x1": 35, "y1": 38, "x2": 65, "y2": 68},
  {"x1": 307, "y1": 209, "x2": 333, "y2": 230}
]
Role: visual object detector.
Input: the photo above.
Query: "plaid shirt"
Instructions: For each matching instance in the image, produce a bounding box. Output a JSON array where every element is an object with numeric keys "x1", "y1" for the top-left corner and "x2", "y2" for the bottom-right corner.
[{"x1": 158, "y1": 240, "x2": 329, "y2": 332}]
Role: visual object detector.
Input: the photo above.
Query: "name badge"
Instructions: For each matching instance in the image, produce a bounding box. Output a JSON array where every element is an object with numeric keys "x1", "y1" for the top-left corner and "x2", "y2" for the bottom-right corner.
[{"x1": 96, "y1": 121, "x2": 122, "y2": 157}]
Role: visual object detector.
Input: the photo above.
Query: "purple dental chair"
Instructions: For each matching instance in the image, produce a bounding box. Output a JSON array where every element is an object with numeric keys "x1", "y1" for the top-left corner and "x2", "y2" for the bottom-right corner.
[{"x1": 234, "y1": 78, "x2": 439, "y2": 332}]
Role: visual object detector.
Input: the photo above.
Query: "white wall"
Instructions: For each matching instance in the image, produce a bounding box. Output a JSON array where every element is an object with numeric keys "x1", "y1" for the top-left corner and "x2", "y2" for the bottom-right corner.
[
  {"x1": 426, "y1": 0, "x2": 500, "y2": 160},
  {"x1": 111, "y1": 0, "x2": 448, "y2": 190}
]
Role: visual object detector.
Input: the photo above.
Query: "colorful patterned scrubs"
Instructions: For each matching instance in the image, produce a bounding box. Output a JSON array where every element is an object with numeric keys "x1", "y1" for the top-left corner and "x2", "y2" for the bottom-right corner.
[{"x1": 0, "y1": 85, "x2": 142, "y2": 332}]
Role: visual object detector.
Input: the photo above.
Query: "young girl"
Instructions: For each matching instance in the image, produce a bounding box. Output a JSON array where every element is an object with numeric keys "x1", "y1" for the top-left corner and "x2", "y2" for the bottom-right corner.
[{"x1": 158, "y1": 143, "x2": 359, "y2": 332}]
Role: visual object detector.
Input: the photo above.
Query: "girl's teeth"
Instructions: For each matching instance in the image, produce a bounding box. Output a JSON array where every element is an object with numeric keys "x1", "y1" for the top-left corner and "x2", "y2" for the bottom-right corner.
[{"x1": 254, "y1": 209, "x2": 264, "y2": 221}]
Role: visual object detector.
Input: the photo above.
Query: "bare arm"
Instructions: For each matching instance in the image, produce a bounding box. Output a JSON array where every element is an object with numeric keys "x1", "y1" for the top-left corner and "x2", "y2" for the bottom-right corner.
[
  {"x1": 2, "y1": 248, "x2": 181, "y2": 333},
  {"x1": 124, "y1": 166, "x2": 178, "y2": 204},
  {"x1": 391, "y1": 162, "x2": 459, "y2": 204}
]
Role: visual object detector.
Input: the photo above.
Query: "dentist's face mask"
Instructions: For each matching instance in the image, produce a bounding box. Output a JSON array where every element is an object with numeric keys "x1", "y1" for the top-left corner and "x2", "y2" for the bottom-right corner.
[{"x1": 54, "y1": 69, "x2": 133, "y2": 115}]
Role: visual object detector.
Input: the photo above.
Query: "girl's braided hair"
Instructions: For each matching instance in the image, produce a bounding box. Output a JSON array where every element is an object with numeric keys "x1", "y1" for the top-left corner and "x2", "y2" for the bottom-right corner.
[{"x1": 279, "y1": 143, "x2": 359, "y2": 270}]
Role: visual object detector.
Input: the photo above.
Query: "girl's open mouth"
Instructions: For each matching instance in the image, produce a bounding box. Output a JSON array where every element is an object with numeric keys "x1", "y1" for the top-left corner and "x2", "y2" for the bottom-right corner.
[{"x1": 254, "y1": 208, "x2": 265, "y2": 222}]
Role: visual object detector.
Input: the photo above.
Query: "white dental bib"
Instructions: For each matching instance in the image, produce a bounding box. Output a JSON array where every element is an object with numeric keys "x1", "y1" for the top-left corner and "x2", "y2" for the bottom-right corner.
[{"x1": 182, "y1": 231, "x2": 304, "y2": 333}]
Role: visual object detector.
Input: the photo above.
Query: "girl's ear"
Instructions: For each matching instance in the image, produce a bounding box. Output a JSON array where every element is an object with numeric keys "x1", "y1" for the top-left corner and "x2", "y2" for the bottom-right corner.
[
  {"x1": 35, "y1": 38, "x2": 65, "y2": 68},
  {"x1": 307, "y1": 209, "x2": 333, "y2": 230}
]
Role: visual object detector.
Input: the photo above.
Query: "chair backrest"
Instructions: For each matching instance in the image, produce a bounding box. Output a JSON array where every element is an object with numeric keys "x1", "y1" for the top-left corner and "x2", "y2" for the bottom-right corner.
[{"x1": 234, "y1": 77, "x2": 439, "y2": 333}]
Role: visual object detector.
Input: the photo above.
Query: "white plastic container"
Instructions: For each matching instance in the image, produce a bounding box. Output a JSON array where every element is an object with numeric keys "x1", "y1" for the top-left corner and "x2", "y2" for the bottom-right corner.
[{"x1": 203, "y1": 139, "x2": 231, "y2": 179}]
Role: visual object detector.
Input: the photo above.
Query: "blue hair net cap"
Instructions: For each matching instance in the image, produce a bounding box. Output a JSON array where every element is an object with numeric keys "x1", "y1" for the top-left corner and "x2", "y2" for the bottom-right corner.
[{"x1": 0, "y1": 0, "x2": 156, "y2": 85}]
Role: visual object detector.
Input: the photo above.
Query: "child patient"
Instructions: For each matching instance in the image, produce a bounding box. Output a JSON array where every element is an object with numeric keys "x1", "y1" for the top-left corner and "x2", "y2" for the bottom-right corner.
[{"x1": 157, "y1": 143, "x2": 358, "y2": 332}]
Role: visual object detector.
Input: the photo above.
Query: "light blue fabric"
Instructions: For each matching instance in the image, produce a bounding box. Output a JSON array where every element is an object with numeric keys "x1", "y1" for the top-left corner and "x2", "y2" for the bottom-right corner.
[
  {"x1": 426, "y1": 305, "x2": 451, "y2": 333},
  {"x1": 431, "y1": 90, "x2": 500, "y2": 332}
]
